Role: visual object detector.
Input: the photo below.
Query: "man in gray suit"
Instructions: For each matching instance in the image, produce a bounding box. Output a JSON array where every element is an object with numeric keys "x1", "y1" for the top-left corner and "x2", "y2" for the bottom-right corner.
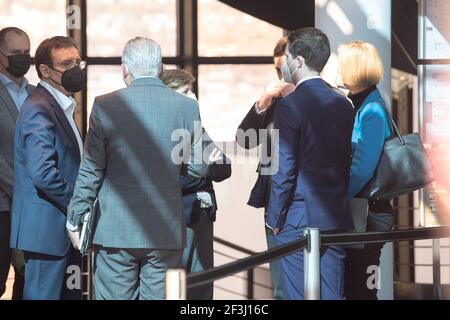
[
  {"x1": 66, "y1": 37, "x2": 208, "y2": 300},
  {"x1": 0, "y1": 27, "x2": 33, "y2": 299}
]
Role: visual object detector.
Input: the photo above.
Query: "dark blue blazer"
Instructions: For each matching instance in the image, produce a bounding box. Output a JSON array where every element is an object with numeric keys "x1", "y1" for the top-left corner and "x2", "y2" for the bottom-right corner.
[
  {"x1": 181, "y1": 152, "x2": 231, "y2": 225},
  {"x1": 266, "y1": 78, "x2": 354, "y2": 232},
  {"x1": 10, "y1": 84, "x2": 81, "y2": 257}
]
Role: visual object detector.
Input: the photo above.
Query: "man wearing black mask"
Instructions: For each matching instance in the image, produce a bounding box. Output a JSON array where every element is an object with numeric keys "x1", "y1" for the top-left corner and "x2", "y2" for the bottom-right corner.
[
  {"x1": 10, "y1": 36, "x2": 83, "y2": 300},
  {"x1": 0, "y1": 27, "x2": 34, "y2": 300}
]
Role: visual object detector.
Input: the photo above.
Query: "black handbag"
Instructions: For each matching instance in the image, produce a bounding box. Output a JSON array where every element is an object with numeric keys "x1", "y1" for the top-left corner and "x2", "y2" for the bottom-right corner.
[{"x1": 357, "y1": 104, "x2": 435, "y2": 201}]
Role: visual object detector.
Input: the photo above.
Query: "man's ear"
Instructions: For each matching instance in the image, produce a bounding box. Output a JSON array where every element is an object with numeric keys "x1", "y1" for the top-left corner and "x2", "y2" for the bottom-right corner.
[
  {"x1": 39, "y1": 64, "x2": 50, "y2": 79},
  {"x1": 159, "y1": 63, "x2": 164, "y2": 77},
  {"x1": 121, "y1": 63, "x2": 128, "y2": 78},
  {"x1": 296, "y1": 56, "x2": 305, "y2": 69}
]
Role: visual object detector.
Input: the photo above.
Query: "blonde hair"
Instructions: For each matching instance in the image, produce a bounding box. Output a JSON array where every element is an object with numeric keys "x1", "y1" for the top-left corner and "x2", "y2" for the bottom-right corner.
[
  {"x1": 160, "y1": 69, "x2": 195, "y2": 91},
  {"x1": 338, "y1": 41, "x2": 383, "y2": 88}
]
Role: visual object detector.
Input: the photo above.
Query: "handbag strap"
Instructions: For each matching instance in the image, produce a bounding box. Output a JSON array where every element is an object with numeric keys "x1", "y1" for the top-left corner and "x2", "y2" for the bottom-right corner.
[{"x1": 377, "y1": 99, "x2": 406, "y2": 145}]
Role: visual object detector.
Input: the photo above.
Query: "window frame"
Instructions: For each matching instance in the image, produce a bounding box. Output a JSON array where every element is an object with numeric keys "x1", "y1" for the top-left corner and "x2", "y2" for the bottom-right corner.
[{"x1": 67, "y1": 0, "x2": 275, "y2": 136}]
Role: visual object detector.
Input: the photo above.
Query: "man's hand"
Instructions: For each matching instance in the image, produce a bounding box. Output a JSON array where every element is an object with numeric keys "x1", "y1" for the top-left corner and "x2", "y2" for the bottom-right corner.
[
  {"x1": 266, "y1": 221, "x2": 280, "y2": 236},
  {"x1": 264, "y1": 79, "x2": 286, "y2": 98},
  {"x1": 67, "y1": 229, "x2": 81, "y2": 250},
  {"x1": 256, "y1": 80, "x2": 286, "y2": 111},
  {"x1": 280, "y1": 82, "x2": 296, "y2": 97},
  {"x1": 272, "y1": 228, "x2": 280, "y2": 236},
  {"x1": 257, "y1": 80, "x2": 297, "y2": 111}
]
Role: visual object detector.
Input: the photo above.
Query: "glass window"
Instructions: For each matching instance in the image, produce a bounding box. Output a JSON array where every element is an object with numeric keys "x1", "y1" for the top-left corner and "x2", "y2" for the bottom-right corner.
[
  {"x1": 0, "y1": 0, "x2": 67, "y2": 54},
  {"x1": 198, "y1": 64, "x2": 277, "y2": 142},
  {"x1": 87, "y1": 0, "x2": 177, "y2": 57},
  {"x1": 87, "y1": 65, "x2": 125, "y2": 118},
  {"x1": 87, "y1": 64, "x2": 179, "y2": 120},
  {"x1": 198, "y1": 0, "x2": 283, "y2": 57},
  {"x1": 24, "y1": 65, "x2": 40, "y2": 86}
]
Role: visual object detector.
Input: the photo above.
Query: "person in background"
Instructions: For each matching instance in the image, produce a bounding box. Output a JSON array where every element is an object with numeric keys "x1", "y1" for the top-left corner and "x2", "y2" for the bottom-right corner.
[
  {"x1": 338, "y1": 41, "x2": 394, "y2": 300},
  {"x1": 266, "y1": 28, "x2": 355, "y2": 300},
  {"x1": 0, "y1": 26, "x2": 33, "y2": 300},
  {"x1": 10, "y1": 36, "x2": 84, "y2": 300},
  {"x1": 161, "y1": 69, "x2": 232, "y2": 300},
  {"x1": 67, "y1": 38, "x2": 208, "y2": 300},
  {"x1": 235, "y1": 37, "x2": 295, "y2": 300}
]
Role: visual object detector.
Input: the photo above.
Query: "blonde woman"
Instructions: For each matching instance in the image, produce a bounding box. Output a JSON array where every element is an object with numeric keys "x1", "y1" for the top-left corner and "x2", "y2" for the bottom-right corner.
[{"x1": 338, "y1": 41, "x2": 393, "y2": 300}]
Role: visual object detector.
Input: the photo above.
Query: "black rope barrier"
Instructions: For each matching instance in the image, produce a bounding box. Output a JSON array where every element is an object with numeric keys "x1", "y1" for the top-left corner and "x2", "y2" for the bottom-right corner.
[
  {"x1": 187, "y1": 226, "x2": 450, "y2": 289},
  {"x1": 187, "y1": 237, "x2": 308, "y2": 288}
]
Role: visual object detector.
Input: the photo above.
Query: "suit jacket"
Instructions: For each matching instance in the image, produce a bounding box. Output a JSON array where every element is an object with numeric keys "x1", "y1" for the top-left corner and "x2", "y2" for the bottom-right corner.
[
  {"x1": 236, "y1": 100, "x2": 278, "y2": 209},
  {"x1": 266, "y1": 78, "x2": 354, "y2": 232},
  {"x1": 10, "y1": 84, "x2": 81, "y2": 257},
  {"x1": 0, "y1": 81, "x2": 34, "y2": 210},
  {"x1": 181, "y1": 150, "x2": 231, "y2": 224},
  {"x1": 67, "y1": 77, "x2": 208, "y2": 250}
]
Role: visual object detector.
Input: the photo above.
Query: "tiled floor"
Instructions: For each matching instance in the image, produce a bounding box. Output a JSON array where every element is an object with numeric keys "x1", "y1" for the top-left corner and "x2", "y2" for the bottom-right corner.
[{"x1": 0, "y1": 267, "x2": 14, "y2": 300}]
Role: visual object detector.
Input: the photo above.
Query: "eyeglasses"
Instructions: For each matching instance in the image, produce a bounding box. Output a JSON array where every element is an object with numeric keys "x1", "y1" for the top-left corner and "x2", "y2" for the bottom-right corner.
[{"x1": 53, "y1": 60, "x2": 86, "y2": 71}]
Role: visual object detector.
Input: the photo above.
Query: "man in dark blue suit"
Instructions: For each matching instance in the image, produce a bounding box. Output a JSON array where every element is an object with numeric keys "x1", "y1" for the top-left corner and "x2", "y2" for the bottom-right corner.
[
  {"x1": 10, "y1": 36, "x2": 84, "y2": 300},
  {"x1": 266, "y1": 28, "x2": 354, "y2": 300}
]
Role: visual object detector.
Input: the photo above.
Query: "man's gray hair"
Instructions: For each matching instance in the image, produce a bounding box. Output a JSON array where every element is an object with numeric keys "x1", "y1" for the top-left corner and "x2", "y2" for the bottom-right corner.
[{"x1": 122, "y1": 37, "x2": 162, "y2": 78}]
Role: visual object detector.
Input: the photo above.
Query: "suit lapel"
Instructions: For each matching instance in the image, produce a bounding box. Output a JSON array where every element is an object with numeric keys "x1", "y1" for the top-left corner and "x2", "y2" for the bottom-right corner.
[
  {"x1": 0, "y1": 82, "x2": 19, "y2": 122},
  {"x1": 26, "y1": 84, "x2": 35, "y2": 95},
  {"x1": 36, "y1": 85, "x2": 81, "y2": 161}
]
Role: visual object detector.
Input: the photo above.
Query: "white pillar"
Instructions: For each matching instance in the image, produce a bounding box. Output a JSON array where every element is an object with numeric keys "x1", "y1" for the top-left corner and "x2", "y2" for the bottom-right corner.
[
  {"x1": 304, "y1": 228, "x2": 321, "y2": 300},
  {"x1": 166, "y1": 269, "x2": 187, "y2": 300},
  {"x1": 315, "y1": 0, "x2": 394, "y2": 300}
]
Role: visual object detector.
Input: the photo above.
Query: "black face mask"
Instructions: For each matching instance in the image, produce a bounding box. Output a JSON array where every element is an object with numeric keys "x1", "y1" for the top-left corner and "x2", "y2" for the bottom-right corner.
[
  {"x1": 48, "y1": 65, "x2": 84, "y2": 93},
  {"x1": 0, "y1": 52, "x2": 31, "y2": 78}
]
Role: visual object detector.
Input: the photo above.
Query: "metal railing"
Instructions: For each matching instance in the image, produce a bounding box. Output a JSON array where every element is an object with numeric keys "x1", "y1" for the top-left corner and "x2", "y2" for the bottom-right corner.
[
  {"x1": 213, "y1": 236, "x2": 258, "y2": 299},
  {"x1": 166, "y1": 226, "x2": 450, "y2": 300}
]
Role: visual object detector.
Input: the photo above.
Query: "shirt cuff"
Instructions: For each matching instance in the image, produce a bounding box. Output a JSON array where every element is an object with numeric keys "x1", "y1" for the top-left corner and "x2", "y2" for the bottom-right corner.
[
  {"x1": 254, "y1": 102, "x2": 268, "y2": 115},
  {"x1": 265, "y1": 222, "x2": 275, "y2": 230},
  {"x1": 66, "y1": 220, "x2": 80, "y2": 231}
]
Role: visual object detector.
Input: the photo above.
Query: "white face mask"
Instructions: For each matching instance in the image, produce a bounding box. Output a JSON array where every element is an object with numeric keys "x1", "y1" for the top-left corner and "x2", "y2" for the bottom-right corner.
[
  {"x1": 281, "y1": 57, "x2": 301, "y2": 84},
  {"x1": 185, "y1": 90, "x2": 197, "y2": 101}
]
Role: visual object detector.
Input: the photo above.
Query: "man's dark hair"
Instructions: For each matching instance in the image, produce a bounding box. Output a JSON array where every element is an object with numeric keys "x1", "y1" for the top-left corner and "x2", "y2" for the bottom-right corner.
[
  {"x1": 0, "y1": 27, "x2": 29, "y2": 50},
  {"x1": 35, "y1": 36, "x2": 78, "y2": 78},
  {"x1": 273, "y1": 36, "x2": 288, "y2": 58},
  {"x1": 287, "y1": 27, "x2": 330, "y2": 73}
]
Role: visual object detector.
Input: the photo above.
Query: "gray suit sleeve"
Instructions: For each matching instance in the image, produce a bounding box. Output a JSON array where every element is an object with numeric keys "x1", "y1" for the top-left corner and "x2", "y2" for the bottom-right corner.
[
  {"x1": 0, "y1": 153, "x2": 13, "y2": 197},
  {"x1": 67, "y1": 99, "x2": 106, "y2": 227},
  {"x1": 185, "y1": 106, "x2": 209, "y2": 178}
]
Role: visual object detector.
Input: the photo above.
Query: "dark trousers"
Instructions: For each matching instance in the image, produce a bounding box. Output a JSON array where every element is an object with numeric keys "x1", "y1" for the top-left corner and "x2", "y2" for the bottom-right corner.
[
  {"x1": 0, "y1": 211, "x2": 24, "y2": 300},
  {"x1": 344, "y1": 211, "x2": 393, "y2": 300},
  {"x1": 93, "y1": 247, "x2": 182, "y2": 300},
  {"x1": 181, "y1": 210, "x2": 214, "y2": 300},
  {"x1": 274, "y1": 206, "x2": 346, "y2": 300},
  {"x1": 23, "y1": 247, "x2": 82, "y2": 300}
]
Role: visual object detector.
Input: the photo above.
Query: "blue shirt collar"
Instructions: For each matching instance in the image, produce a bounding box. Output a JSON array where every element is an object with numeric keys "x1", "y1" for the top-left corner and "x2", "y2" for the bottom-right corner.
[{"x1": 0, "y1": 72, "x2": 28, "y2": 90}]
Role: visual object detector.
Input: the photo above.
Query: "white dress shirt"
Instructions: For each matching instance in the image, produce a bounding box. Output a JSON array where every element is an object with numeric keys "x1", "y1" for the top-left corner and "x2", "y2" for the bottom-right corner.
[
  {"x1": 40, "y1": 81, "x2": 84, "y2": 233},
  {"x1": 39, "y1": 81, "x2": 83, "y2": 159},
  {"x1": 296, "y1": 75, "x2": 322, "y2": 87}
]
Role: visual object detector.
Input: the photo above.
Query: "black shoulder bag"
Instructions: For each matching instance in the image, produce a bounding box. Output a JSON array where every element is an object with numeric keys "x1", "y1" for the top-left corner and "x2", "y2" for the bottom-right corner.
[{"x1": 357, "y1": 104, "x2": 435, "y2": 200}]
